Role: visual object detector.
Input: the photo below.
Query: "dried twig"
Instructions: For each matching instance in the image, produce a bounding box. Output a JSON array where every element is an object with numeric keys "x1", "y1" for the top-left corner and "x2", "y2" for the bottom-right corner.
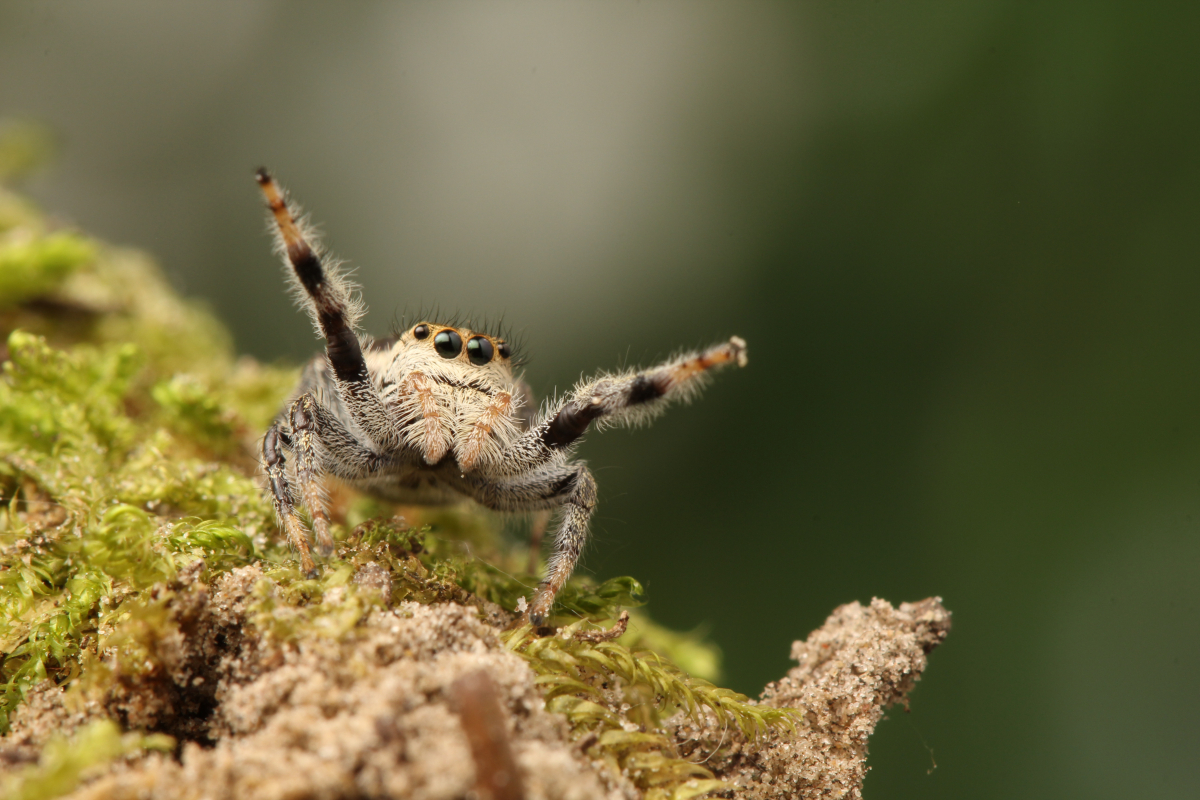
[{"x1": 449, "y1": 669, "x2": 525, "y2": 800}]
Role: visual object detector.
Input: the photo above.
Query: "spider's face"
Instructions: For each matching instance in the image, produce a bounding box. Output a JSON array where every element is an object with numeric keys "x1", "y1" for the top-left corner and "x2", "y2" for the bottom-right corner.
[{"x1": 384, "y1": 321, "x2": 517, "y2": 390}]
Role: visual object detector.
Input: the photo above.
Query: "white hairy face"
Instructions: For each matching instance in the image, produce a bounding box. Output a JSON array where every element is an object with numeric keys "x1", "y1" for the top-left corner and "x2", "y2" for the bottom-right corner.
[
  {"x1": 367, "y1": 322, "x2": 524, "y2": 473},
  {"x1": 378, "y1": 322, "x2": 516, "y2": 392}
]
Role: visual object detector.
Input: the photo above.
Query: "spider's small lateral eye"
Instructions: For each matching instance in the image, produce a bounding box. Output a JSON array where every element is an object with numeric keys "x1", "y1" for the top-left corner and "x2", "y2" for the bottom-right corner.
[
  {"x1": 434, "y1": 329, "x2": 463, "y2": 358},
  {"x1": 497, "y1": 341, "x2": 511, "y2": 359},
  {"x1": 412, "y1": 324, "x2": 430, "y2": 340},
  {"x1": 466, "y1": 336, "x2": 494, "y2": 366}
]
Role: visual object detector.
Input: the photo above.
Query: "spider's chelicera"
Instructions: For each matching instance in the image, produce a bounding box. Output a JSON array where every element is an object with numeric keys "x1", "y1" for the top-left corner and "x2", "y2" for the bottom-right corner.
[{"x1": 256, "y1": 169, "x2": 747, "y2": 624}]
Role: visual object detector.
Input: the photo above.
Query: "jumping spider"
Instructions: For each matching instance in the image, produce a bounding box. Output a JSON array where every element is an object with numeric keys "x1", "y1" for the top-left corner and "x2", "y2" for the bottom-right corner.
[{"x1": 256, "y1": 169, "x2": 747, "y2": 624}]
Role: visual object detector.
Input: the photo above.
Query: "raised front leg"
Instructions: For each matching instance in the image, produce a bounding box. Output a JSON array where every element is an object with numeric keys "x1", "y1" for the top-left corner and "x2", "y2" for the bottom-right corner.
[
  {"x1": 487, "y1": 336, "x2": 748, "y2": 477},
  {"x1": 469, "y1": 464, "x2": 598, "y2": 625},
  {"x1": 256, "y1": 169, "x2": 400, "y2": 450},
  {"x1": 543, "y1": 336, "x2": 747, "y2": 445}
]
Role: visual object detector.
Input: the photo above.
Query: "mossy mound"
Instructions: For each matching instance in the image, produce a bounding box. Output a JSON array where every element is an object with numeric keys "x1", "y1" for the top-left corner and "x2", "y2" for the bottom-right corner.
[{"x1": 0, "y1": 169, "x2": 794, "y2": 800}]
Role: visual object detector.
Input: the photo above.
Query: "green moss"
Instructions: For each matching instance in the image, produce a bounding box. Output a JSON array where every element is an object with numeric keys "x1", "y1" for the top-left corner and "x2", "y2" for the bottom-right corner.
[
  {"x1": 505, "y1": 622, "x2": 796, "y2": 798},
  {"x1": 0, "y1": 178, "x2": 790, "y2": 800},
  {"x1": 0, "y1": 177, "x2": 284, "y2": 732},
  {"x1": 0, "y1": 234, "x2": 95, "y2": 310},
  {"x1": 151, "y1": 375, "x2": 238, "y2": 455}
]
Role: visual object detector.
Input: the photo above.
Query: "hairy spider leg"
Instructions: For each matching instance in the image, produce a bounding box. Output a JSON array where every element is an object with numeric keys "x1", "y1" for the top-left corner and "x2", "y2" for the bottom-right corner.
[
  {"x1": 469, "y1": 464, "x2": 598, "y2": 625},
  {"x1": 265, "y1": 389, "x2": 397, "y2": 567},
  {"x1": 491, "y1": 336, "x2": 749, "y2": 477},
  {"x1": 541, "y1": 335, "x2": 748, "y2": 447},
  {"x1": 294, "y1": 394, "x2": 397, "y2": 481},
  {"x1": 262, "y1": 424, "x2": 318, "y2": 576},
  {"x1": 256, "y1": 168, "x2": 400, "y2": 450},
  {"x1": 289, "y1": 395, "x2": 335, "y2": 556},
  {"x1": 480, "y1": 337, "x2": 747, "y2": 620}
]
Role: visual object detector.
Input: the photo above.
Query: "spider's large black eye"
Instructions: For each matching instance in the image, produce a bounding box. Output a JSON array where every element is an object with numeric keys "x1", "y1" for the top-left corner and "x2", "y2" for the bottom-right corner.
[
  {"x1": 412, "y1": 324, "x2": 430, "y2": 340},
  {"x1": 466, "y1": 336, "x2": 494, "y2": 366},
  {"x1": 434, "y1": 329, "x2": 462, "y2": 358}
]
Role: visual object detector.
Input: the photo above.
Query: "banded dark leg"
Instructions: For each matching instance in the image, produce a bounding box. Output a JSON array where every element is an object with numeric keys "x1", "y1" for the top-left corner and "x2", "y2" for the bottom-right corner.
[
  {"x1": 262, "y1": 422, "x2": 317, "y2": 576},
  {"x1": 256, "y1": 169, "x2": 399, "y2": 450},
  {"x1": 539, "y1": 335, "x2": 748, "y2": 448},
  {"x1": 469, "y1": 465, "x2": 598, "y2": 625},
  {"x1": 489, "y1": 336, "x2": 749, "y2": 476}
]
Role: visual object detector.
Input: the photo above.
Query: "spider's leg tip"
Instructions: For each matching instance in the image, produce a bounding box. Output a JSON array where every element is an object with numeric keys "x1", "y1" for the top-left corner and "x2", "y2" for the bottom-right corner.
[
  {"x1": 255, "y1": 167, "x2": 271, "y2": 183},
  {"x1": 729, "y1": 335, "x2": 749, "y2": 367}
]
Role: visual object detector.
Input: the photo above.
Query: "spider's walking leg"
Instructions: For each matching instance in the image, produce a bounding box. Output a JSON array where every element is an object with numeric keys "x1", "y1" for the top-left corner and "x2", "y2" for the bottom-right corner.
[
  {"x1": 535, "y1": 475, "x2": 596, "y2": 625},
  {"x1": 471, "y1": 465, "x2": 598, "y2": 625},
  {"x1": 262, "y1": 423, "x2": 317, "y2": 576},
  {"x1": 289, "y1": 395, "x2": 334, "y2": 556},
  {"x1": 540, "y1": 336, "x2": 748, "y2": 448},
  {"x1": 474, "y1": 338, "x2": 746, "y2": 618},
  {"x1": 295, "y1": 394, "x2": 395, "y2": 481},
  {"x1": 268, "y1": 392, "x2": 395, "y2": 570},
  {"x1": 256, "y1": 169, "x2": 398, "y2": 450}
]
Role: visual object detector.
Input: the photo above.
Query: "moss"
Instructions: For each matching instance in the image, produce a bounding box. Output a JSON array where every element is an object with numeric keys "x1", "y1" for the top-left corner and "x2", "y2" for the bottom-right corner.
[
  {"x1": 0, "y1": 170, "x2": 795, "y2": 800},
  {"x1": 504, "y1": 621, "x2": 795, "y2": 798},
  {"x1": 0, "y1": 234, "x2": 95, "y2": 310}
]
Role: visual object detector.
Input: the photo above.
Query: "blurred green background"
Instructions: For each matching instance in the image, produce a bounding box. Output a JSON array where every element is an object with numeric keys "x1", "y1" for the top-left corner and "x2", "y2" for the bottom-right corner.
[{"x1": 3, "y1": 1, "x2": 1198, "y2": 796}]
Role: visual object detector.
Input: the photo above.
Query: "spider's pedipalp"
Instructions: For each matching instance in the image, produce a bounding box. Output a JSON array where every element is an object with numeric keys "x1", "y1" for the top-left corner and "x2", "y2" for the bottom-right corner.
[
  {"x1": 457, "y1": 389, "x2": 519, "y2": 472},
  {"x1": 396, "y1": 370, "x2": 450, "y2": 464}
]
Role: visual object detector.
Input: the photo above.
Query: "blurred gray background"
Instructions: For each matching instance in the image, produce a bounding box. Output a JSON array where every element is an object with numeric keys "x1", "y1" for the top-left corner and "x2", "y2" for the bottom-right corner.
[{"x1": 3, "y1": 1, "x2": 1199, "y2": 796}]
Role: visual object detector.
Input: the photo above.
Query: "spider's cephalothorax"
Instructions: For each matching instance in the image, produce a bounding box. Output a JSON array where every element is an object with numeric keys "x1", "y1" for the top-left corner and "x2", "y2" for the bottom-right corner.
[{"x1": 256, "y1": 169, "x2": 747, "y2": 624}]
